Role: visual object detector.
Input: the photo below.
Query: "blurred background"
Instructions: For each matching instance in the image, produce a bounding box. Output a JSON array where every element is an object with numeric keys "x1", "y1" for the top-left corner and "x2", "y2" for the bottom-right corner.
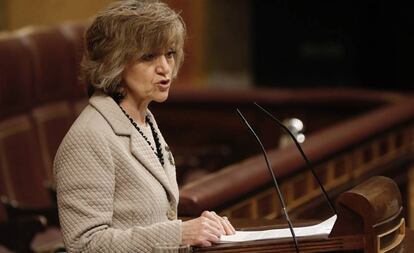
[{"x1": 1, "y1": 0, "x2": 412, "y2": 91}]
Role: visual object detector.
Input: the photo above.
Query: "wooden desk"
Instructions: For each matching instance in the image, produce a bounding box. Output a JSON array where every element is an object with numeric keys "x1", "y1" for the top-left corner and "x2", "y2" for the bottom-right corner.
[{"x1": 193, "y1": 218, "x2": 414, "y2": 252}]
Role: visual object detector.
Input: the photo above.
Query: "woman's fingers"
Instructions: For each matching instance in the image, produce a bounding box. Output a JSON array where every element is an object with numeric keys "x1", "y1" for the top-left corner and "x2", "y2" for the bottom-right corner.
[
  {"x1": 211, "y1": 212, "x2": 235, "y2": 235},
  {"x1": 210, "y1": 211, "x2": 232, "y2": 235},
  {"x1": 181, "y1": 216, "x2": 223, "y2": 247},
  {"x1": 202, "y1": 211, "x2": 236, "y2": 235},
  {"x1": 222, "y1": 216, "x2": 236, "y2": 235},
  {"x1": 202, "y1": 211, "x2": 225, "y2": 234},
  {"x1": 181, "y1": 211, "x2": 237, "y2": 247},
  {"x1": 202, "y1": 218, "x2": 222, "y2": 238}
]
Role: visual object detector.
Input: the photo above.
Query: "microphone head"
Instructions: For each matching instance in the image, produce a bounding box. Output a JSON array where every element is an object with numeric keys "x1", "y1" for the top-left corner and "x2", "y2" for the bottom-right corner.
[
  {"x1": 280, "y1": 118, "x2": 305, "y2": 147},
  {"x1": 283, "y1": 118, "x2": 304, "y2": 133}
]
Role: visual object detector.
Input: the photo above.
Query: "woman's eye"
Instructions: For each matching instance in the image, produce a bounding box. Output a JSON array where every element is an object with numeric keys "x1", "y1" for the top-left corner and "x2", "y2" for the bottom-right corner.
[
  {"x1": 141, "y1": 54, "x2": 155, "y2": 61},
  {"x1": 166, "y1": 50, "x2": 176, "y2": 59}
]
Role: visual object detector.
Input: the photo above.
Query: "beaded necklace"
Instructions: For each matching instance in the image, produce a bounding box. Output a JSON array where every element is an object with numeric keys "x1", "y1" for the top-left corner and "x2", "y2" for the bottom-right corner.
[{"x1": 119, "y1": 106, "x2": 164, "y2": 166}]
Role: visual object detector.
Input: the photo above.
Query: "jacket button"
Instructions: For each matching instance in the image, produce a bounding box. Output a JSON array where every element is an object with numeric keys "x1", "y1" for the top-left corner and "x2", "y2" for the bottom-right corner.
[{"x1": 166, "y1": 209, "x2": 176, "y2": 220}]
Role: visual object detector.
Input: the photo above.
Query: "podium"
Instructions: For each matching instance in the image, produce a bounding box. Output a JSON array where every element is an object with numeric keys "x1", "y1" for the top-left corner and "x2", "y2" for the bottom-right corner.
[{"x1": 192, "y1": 176, "x2": 406, "y2": 253}]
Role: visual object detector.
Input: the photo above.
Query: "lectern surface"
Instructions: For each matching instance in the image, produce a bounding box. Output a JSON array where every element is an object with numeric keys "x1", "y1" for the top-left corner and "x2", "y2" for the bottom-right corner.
[{"x1": 192, "y1": 218, "x2": 414, "y2": 253}]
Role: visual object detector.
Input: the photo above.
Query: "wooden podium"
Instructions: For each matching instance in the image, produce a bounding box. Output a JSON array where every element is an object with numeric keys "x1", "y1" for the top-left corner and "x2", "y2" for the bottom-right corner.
[{"x1": 192, "y1": 176, "x2": 406, "y2": 253}]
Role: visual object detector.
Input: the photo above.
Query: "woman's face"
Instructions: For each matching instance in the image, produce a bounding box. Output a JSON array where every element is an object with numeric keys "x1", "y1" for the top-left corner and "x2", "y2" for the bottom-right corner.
[{"x1": 122, "y1": 49, "x2": 176, "y2": 106}]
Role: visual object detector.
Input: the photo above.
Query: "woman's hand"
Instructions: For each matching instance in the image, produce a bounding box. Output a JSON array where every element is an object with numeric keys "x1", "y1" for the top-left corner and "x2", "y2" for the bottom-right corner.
[
  {"x1": 181, "y1": 211, "x2": 236, "y2": 247},
  {"x1": 201, "y1": 211, "x2": 235, "y2": 236}
]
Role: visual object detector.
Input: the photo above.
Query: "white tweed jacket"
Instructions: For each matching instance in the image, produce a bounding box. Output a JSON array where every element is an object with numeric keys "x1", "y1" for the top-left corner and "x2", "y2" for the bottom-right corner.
[{"x1": 54, "y1": 94, "x2": 182, "y2": 252}]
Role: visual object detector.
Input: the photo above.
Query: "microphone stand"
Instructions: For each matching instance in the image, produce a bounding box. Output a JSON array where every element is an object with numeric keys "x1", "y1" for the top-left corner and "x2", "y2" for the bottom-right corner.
[
  {"x1": 236, "y1": 109, "x2": 300, "y2": 253},
  {"x1": 253, "y1": 102, "x2": 337, "y2": 215}
]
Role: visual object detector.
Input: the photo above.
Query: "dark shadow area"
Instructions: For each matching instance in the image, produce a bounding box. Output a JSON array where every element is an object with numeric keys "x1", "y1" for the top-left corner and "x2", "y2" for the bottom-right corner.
[{"x1": 252, "y1": 0, "x2": 414, "y2": 91}]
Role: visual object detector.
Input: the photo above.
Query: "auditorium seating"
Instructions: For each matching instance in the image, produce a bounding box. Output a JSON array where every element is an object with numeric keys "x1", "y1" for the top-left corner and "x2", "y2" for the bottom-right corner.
[
  {"x1": 0, "y1": 21, "x2": 412, "y2": 252},
  {"x1": 0, "y1": 23, "x2": 86, "y2": 252},
  {"x1": 0, "y1": 24, "x2": 85, "y2": 198}
]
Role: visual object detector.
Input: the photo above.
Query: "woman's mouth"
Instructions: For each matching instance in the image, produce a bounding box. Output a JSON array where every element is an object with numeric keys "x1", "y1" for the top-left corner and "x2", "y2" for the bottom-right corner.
[{"x1": 157, "y1": 79, "x2": 170, "y2": 90}]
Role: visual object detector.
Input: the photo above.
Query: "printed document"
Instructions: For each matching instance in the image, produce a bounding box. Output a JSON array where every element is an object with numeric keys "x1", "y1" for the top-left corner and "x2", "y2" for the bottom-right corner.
[{"x1": 219, "y1": 215, "x2": 337, "y2": 243}]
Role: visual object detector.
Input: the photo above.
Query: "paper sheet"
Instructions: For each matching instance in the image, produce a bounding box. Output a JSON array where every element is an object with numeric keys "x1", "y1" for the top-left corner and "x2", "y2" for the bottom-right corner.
[{"x1": 219, "y1": 215, "x2": 337, "y2": 243}]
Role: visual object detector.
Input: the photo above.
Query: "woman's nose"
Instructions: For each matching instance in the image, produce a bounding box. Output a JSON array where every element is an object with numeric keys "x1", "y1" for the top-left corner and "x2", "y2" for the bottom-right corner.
[{"x1": 155, "y1": 55, "x2": 171, "y2": 75}]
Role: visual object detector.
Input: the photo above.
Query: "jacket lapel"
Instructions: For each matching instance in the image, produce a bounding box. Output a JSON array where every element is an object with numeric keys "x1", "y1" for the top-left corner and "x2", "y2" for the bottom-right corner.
[
  {"x1": 129, "y1": 131, "x2": 175, "y2": 202},
  {"x1": 89, "y1": 94, "x2": 176, "y2": 203}
]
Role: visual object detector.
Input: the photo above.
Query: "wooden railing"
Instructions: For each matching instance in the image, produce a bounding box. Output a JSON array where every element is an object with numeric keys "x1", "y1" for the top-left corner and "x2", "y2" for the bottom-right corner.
[
  {"x1": 178, "y1": 98, "x2": 414, "y2": 223},
  {"x1": 152, "y1": 88, "x2": 408, "y2": 185}
]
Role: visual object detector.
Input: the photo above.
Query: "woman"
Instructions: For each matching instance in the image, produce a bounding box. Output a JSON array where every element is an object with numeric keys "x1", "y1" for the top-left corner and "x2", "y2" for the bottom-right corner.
[{"x1": 54, "y1": 0, "x2": 235, "y2": 252}]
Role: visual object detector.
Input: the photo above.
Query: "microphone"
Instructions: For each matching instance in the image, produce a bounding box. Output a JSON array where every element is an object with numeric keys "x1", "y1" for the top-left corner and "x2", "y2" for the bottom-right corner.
[
  {"x1": 236, "y1": 109, "x2": 300, "y2": 253},
  {"x1": 253, "y1": 102, "x2": 337, "y2": 215}
]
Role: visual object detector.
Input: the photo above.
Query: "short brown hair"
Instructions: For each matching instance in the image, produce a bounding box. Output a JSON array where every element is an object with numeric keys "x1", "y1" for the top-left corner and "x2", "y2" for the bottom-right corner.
[{"x1": 81, "y1": 0, "x2": 186, "y2": 98}]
